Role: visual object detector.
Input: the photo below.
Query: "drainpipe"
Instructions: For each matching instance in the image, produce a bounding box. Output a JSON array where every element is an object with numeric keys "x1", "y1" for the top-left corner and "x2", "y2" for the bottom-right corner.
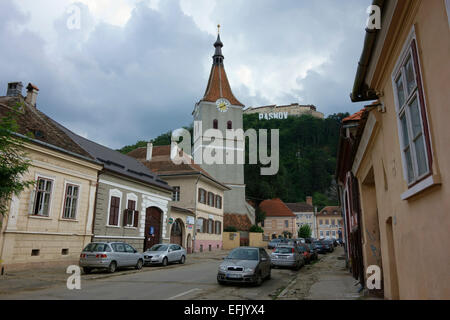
[{"x1": 192, "y1": 175, "x2": 201, "y2": 254}]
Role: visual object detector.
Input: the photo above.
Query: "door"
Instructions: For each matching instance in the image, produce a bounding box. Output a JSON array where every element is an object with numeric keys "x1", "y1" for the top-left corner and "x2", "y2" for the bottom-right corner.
[
  {"x1": 186, "y1": 234, "x2": 192, "y2": 254},
  {"x1": 124, "y1": 243, "x2": 138, "y2": 266},
  {"x1": 111, "y1": 243, "x2": 126, "y2": 267},
  {"x1": 144, "y1": 207, "x2": 162, "y2": 251},
  {"x1": 170, "y1": 219, "x2": 183, "y2": 246}
]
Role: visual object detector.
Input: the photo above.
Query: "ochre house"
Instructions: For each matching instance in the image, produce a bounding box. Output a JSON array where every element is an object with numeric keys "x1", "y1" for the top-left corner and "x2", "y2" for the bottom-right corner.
[
  {"x1": 259, "y1": 199, "x2": 296, "y2": 239},
  {"x1": 338, "y1": 0, "x2": 450, "y2": 299}
]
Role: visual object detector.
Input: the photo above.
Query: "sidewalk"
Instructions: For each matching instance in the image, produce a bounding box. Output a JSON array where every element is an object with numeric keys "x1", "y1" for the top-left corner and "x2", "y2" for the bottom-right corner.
[
  {"x1": 278, "y1": 246, "x2": 377, "y2": 300},
  {"x1": 0, "y1": 248, "x2": 230, "y2": 296}
]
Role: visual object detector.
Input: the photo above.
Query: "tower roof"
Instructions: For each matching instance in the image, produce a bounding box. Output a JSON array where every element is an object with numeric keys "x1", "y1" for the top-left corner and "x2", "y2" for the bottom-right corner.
[{"x1": 201, "y1": 31, "x2": 244, "y2": 107}]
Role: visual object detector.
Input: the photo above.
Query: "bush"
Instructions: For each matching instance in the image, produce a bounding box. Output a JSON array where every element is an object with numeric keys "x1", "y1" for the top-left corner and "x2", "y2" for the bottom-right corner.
[
  {"x1": 249, "y1": 225, "x2": 264, "y2": 233},
  {"x1": 224, "y1": 226, "x2": 238, "y2": 232},
  {"x1": 298, "y1": 224, "x2": 312, "y2": 238}
]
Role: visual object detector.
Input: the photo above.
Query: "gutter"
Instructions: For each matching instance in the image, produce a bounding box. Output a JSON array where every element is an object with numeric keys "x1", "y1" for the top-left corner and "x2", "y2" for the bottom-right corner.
[{"x1": 350, "y1": 0, "x2": 386, "y2": 102}]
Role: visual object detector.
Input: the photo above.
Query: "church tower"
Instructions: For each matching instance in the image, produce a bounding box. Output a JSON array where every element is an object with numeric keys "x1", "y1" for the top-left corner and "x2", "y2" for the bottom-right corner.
[{"x1": 193, "y1": 28, "x2": 255, "y2": 224}]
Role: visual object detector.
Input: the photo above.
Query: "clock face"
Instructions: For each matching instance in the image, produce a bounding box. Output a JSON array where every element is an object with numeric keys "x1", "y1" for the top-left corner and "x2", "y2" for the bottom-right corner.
[{"x1": 216, "y1": 98, "x2": 230, "y2": 113}]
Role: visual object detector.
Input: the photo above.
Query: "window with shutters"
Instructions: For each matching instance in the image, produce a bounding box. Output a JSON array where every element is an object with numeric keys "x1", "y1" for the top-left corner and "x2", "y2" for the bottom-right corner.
[
  {"x1": 62, "y1": 183, "x2": 79, "y2": 219},
  {"x1": 198, "y1": 188, "x2": 206, "y2": 204},
  {"x1": 215, "y1": 221, "x2": 222, "y2": 234},
  {"x1": 215, "y1": 195, "x2": 222, "y2": 209},
  {"x1": 108, "y1": 196, "x2": 121, "y2": 226},
  {"x1": 197, "y1": 218, "x2": 204, "y2": 233},
  {"x1": 392, "y1": 28, "x2": 432, "y2": 187},
  {"x1": 33, "y1": 177, "x2": 53, "y2": 216},
  {"x1": 208, "y1": 219, "x2": 214, "y2": 234},
  {"x1": 207, "y1": 192, "x2": 214, "y2": 207},
  {"x1": 124, "y1": 199, "x2": 137, "y2": 227}
]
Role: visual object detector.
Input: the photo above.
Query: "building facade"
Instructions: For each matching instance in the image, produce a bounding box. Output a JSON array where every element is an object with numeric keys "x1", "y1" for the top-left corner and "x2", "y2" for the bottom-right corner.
[
  {"x1": 58, "y1": 127, "x2": 173, "y2": 252},
  {"x1": 0, "y1": 84, "x2": 102, "y2": 271},
  {"x1": 128, "y1": 144, "x2": 229, "y2": 253},
  {"x1": 259, "y1": 199, "x2": 296, "y2": 239},
  {"x1": 286, "y1": 196, "x2": 317, "y2": 238},
  {"x1": 315, "y1": 206, "x2": 343, "y2": 240},
  {"x1": 192, "y1": 32, "x2": 255, "y2": 226},
  {"x1": 341, "y1": 0, "x2": 450, "y2": 299}
]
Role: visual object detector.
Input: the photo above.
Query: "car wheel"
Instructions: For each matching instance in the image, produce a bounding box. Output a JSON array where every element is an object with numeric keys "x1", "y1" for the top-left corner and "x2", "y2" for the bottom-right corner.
[
  {"x1": 83, "y1": 267, "x2": 92, "y2": 274},
  {"x1": 255, "y1": 272, "x2": 263, "y2": 286},
  {"x1": 108, "y1": 261, "x2": 117, "y2": 273},
  {"x1": 179, "y1": 255, "x2": 186, "y2": 264},
  {"x1": 217, "y1": 278, "x2": 226, "y2": 285},
  {"x1": 162, "y1": 257, "x2": 168, "y2": 266},
  {"x1": 135, "y1": 259, "x2": 143, "y2": 270}
]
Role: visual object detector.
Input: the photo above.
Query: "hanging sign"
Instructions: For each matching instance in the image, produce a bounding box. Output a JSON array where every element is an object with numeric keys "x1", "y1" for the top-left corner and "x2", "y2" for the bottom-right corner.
[
  {"x1": 149, "y1": 226, "x2": 155, "y2": 235},
  {"x1": 168, "y1": 217, "x2": 174, "y2": 224}
]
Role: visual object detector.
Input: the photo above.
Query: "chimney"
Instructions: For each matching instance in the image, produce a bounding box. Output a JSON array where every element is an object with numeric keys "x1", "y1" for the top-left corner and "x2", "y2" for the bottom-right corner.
[
  {"x1": 306, "y1": 196, "x2": 313, "y2": 206},
  {"x1": 146, "y1": 142, "x2": 153, "y2": 161},
  {"x1": 6, "y1": 82, "x2": 23, "y2": 97},
  {"x1": 25, "y1": 83, "x2": 39, "y2": 107}
]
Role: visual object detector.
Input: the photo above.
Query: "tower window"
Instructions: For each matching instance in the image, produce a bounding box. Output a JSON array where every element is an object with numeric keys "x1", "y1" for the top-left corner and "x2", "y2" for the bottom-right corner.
[
  {"x1": 213, "y1": 119, "x2": 218, "y2": 129},
  {"x1": 227, "y1": 121, "x2": 232, "y2": 130}
]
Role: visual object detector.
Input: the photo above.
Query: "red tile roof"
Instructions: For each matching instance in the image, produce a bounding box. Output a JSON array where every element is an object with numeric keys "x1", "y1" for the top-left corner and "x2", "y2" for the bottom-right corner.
[
  {"x1": 317, "y1": 206, "x2": 342, "y2": 216},
  {"x1": 202, "y1": 63, "x2": 244, "y2": 107},
  {"x1": 223, "y1": 213, "x2": 252, "y2": 231},
  {"x1": 343, "y1": 109, "x2": 364, "y2": 122},
  {"x1": 259, "y1": 198, "x2": 296, "y2": 217}
]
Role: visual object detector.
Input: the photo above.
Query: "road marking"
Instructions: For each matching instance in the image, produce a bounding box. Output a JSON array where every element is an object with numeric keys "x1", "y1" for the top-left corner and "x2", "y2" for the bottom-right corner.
[{"x1": 167, "y1": 288, "x2": 202, "y2": 300}]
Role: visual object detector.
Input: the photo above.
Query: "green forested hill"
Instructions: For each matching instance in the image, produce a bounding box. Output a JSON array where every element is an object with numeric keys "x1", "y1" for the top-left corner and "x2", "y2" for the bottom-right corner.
[{"x1": 118, "y1": 113, "x2": 348, "y2": 208}]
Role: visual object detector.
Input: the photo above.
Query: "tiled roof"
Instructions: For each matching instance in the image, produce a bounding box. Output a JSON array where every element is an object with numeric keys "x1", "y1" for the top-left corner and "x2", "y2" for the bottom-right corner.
[
  {"x1": 259, "y1": 198, "x2": 296, "y2": 217},
  {"x1": 127, "y1": 145, "x2": 230, "y2": 190},
  {"x1": 53, "y1": 123, "x2": 173, "y2": 192},
  {"x1": 318, "y1": 206, "x2": 342, "y2": 216},
  {"x1": 202, "y1": 63, "x2": 244, "y2": 107},
  {"x1": 343, "y1": 109, "x2": 365, "y2": 122},
  {"x1": 285, "y1": 202, "x2": 314, "y2": 213},
  {"x1": 223, "y1": 213, "x2": 252, "y2": 231},
  {"x1": 0, "y1": 95, "x2": 93, "y2": 159}
]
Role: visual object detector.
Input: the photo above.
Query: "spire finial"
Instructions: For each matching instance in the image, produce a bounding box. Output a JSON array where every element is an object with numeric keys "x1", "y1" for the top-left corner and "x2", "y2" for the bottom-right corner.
[{"x1": 217, "y1": 24, "x2": 220, "y2": 35}]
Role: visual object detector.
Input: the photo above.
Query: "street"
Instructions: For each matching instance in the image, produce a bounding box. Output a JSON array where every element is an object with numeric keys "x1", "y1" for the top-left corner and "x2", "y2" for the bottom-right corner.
[{"x1": 0, "y1": 247, "x2": 364, "y2": 300}]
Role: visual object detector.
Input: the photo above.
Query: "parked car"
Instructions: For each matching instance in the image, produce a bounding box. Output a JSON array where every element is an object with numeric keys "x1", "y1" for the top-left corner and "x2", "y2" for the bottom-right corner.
[
  {"x1": 270, "y1": 245, "x2": 305, "y2": 270},
  {"x1": 217, "y1": 247, "x2": 271, "y2": 286},
  {"x1": 143, "y1": 244, "x2": 187, "y2": 266},
  {"x1": 268, "y1": 238, "x2": 288, "y2": 249},
  {"x1": 307, "y1": 243, "x2": 318, "y2": 261},
  {"x1": 79, "y1": 242, "x2": 144, "y2": 274},
  {"x1": 296, "y1": 244, "x2": 312, "y2": 264},
  {"x1": 312, "y1": 240, "x2": 328, "y2": 254},
  {"x1": 322, "y1": 239, "x2": 335, "y2": 252}
]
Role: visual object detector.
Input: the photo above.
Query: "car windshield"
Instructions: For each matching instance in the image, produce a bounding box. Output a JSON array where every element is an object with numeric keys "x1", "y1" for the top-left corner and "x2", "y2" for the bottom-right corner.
[
  {"x1": 83, "y1": 243, "x2": 109, "y2": 252},
  {"x1": 227, "y1": 248, "x2": 259, "y2": 261},
  {"x1": 270, "y1": 239, "x2": 280, "y2": 243},
  {"x1": 148, "y1": 244, "x2": 168, "y2": 252},
  {"x1": 274, "y1": 247, "x2": 294, "y2": 254}
]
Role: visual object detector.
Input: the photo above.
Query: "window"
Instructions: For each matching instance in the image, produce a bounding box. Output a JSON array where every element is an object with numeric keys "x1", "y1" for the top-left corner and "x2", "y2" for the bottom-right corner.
[
  {"x1": 393, "y1": 30, "x2": 432, "y2": 186},
  {"x1": 208, "y1": 192, "x2": 215, "y2": 207},
  {"x1": 325, "y1": 219, "x2": 329, "y2": 225},
  {"x1": 331, "y1": 219, "x2": 335, "y2": 227},
  {"x1": 63, "y1": 184, "x2": 79, "y2": 219},
  {"x1": 33, "y1": 177, "x2": 53, "y2": 216},
  {"x1": 124, "y1": 244, "x2": 135, "y2": 253},
  {"x1": 196, "y1": 218, "x2": 204, "y2": 233},
  {"x1": 172, "y1": 186, "x2": 180, "y2": 202},
  {"x1": 320, "y1": 231, "x2": 323, "y2": 237},
  {"x1": 215, "y1": 195, "x2": 222, "y2": 209},
  {"x1": 261, "y1": 220, "x2": 265, "y2": 227},
  {"x1": 326, "y1": 231, "x2": 330, "y2": 236},
  {"x1": 112, "y1": 243, "x2": 125, "y2": 252},
  {"x1": 61, "y1": 249, "x2": 69, "y2": 255},
  {"x1": 123, "y1": 199, "x2": 138, "y2": 227},
  {"x1": 213, "y1": 119, "x2": 218, "y2": 129},
  {"x1": 319, "y1": 219, "x2": 323, "y2": 225},
  {"x1": 227, "y1": 121, "x2": 232, "y2": 130},
  {"x1": 285, "y1": 220, "x2": 289, "y2": 228},
  {"x1": 208, "y1": 219, "x2": 214, "y2": 234},
  {"x1": 215, "y1": 221, "x2": 222, "y2": 234},
  {"x1": 198, "y1": 189, "x2": 206, "y2": 204},
  {"x1": 108, "y1": 196, "x2": 121, "y2": 226}
]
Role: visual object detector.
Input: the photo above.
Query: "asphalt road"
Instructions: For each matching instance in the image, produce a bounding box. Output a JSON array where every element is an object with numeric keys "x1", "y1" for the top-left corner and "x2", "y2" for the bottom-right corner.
[{"x1": 1, "y1": 257, "x2": 299, "y2": 300}]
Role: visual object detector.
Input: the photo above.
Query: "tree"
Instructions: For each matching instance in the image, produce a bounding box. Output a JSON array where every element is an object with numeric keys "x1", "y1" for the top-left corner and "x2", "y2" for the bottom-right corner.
[
  {"x1": 0, "y1": 104, "x2": 35, "y2": 219},
  {"x1": 298, "y1": 224, "x2": 312, "y2": 239},
  {"x1": 249, "y1": 225, "x2": 264, "y2": 233},
  {"x1": 254, "y1": 205, "x2": 266, "y2": 225}
]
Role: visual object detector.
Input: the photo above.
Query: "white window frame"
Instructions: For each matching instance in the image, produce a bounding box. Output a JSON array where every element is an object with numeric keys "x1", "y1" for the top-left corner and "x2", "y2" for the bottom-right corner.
[
  {"x1": 32, "y1": 173, "x2": 55, "y2": 217},
  {"x1": 391, "y1": 26, "x2": 432, "y2": 187},
  {"x1": 125, "y1": 193, "x2": 138, "y2": 228},
  {"x1": 61, "y1": 180, "x2": 82, "y2": 220},
  {"x1": 172, "y1": 186, "x2": 180, "y2": 202},
  {"x1": 106, "y1": 188, "x2": 122, "y2": 227}
]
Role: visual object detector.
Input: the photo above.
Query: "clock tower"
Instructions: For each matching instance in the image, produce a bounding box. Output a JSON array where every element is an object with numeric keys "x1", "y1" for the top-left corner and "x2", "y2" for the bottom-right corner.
[{"x1": 193, "y1": 29, "x2": 255, "y2": 224}]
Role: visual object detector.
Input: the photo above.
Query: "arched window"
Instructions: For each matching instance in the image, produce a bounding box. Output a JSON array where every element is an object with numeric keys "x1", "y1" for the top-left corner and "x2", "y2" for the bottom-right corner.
[
  {"x1": 213, "y1": 119, "x2": 218, "y2": 129},
  {"x1": 227, "y1": 121, "x2": 232, "y2": 130}
]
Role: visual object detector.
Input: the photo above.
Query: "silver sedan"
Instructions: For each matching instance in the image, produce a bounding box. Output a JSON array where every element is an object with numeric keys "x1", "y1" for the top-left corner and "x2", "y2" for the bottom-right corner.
[{"x1": 143, "y1": 244, "x2": 187, "y2": 266}]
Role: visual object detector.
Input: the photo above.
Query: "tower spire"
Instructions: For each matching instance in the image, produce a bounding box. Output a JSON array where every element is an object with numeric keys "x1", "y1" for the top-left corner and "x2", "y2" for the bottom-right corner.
[{"x1": 213, "y1": 25, "x2": 224, "y2": 65}]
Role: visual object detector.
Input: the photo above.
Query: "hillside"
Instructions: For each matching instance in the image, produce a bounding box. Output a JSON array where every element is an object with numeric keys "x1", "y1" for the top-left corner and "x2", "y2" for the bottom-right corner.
[{"x1": 118, "y1": 113, "x2": 348, "y2": 208}]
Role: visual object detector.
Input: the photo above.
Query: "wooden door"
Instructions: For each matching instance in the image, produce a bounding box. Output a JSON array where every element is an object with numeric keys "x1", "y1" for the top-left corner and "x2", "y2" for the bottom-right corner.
[
  {"x1": 170, "y1": 219, "x2": 183, "y2": 246},
  {"x1": 144, "y1": 207, "x2": 162, "y2": 251}
]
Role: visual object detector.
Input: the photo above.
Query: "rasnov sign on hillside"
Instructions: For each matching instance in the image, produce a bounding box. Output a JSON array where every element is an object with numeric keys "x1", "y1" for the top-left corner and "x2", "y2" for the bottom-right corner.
[{"x1": 259, "y1": 112, "x2": 289, "y2": 120}]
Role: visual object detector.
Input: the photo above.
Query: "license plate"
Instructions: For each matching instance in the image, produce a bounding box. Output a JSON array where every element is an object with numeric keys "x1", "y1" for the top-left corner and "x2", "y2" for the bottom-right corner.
[
  {"x1": 227, "y1": 273, "x2": 242, "y2": 279},
  {"x1": 278, "y1": 255, "x2": 287, "y2": 259}
]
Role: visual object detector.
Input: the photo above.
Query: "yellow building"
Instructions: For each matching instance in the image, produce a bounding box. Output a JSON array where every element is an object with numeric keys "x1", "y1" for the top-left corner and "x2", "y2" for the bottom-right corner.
[
  {"x1": 341, "y1": 0, "x2": 450, "y2": 299},
  {"x1": 315, "y1": 207, "x2": 343, "y2": 240},
  {"x1": 0, "y1": 83, "x2": 102, "y2": 271}
]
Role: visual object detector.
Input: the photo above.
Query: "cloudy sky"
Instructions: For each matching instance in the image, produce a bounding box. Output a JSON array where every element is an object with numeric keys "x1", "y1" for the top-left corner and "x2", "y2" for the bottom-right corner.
[{"x1": 0, "y1": 0, "x2": 369, "y2": 149}]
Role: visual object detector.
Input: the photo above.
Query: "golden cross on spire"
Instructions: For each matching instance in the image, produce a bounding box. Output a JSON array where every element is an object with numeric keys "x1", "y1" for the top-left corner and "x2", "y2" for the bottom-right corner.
[{"x1": 217, "y1": 24, "x2": 221, "y2": 34}]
